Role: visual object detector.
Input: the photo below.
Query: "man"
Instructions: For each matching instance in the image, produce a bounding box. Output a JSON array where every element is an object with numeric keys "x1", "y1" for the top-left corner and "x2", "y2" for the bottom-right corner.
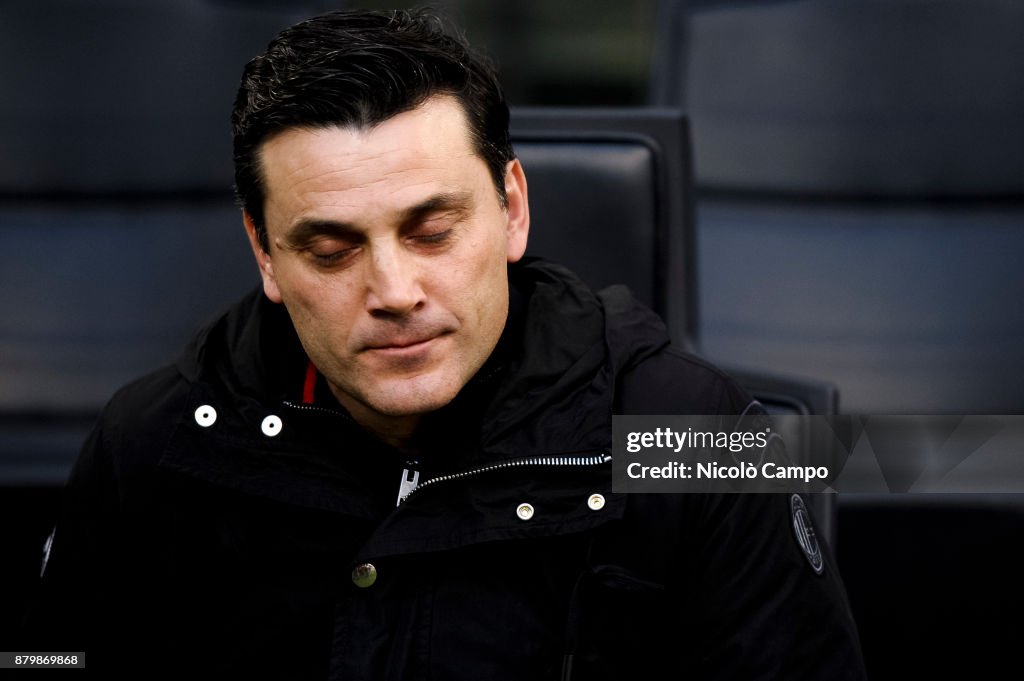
[{"x1": 25, "y1": 9, "x2": 866, "y2": 679}]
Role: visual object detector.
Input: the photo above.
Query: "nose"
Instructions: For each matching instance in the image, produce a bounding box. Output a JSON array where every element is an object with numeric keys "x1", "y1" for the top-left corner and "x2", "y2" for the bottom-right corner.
[{"x1": 364, "y1": 243, "x2": 426, "y2": 317}]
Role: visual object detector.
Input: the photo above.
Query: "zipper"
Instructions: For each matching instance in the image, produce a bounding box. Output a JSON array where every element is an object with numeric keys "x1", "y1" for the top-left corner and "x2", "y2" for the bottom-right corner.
[
  {"x1": 396, "y1": 464, "x2": 420, "y2": 507},
  {"x1": 283, "y1": 401, "x2": 611, "y2": 508},
  {"x1": 397, "y1": 451, "x2": 612, "y2": 506},
  {"x1": 282, "y1": 400, "x2": 352, "y2": 420}
]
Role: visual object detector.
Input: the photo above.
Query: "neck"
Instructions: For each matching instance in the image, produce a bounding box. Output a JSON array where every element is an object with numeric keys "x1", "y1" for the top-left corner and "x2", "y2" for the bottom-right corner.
[{"x1": 330, "y1": 386, "x2": 423, "y2": 454}]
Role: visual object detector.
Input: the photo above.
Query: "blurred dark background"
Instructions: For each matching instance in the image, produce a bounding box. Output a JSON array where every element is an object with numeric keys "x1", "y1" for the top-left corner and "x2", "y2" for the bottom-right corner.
[{"x1": 2, "y1": 1, "x2": 1022, "y2": 677}]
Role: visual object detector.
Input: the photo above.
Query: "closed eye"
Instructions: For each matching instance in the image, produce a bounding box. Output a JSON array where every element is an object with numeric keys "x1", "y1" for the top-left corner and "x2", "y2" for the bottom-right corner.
[
  {"x1": 412, "y1": 229, "x2": 452, "y2": 246},
  {"x1": 308, "y1": 245, "x2": 359, "y2": 267}
]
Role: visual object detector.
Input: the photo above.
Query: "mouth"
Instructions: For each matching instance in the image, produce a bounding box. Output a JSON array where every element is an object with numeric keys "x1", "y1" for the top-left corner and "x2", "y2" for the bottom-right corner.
[
  {"x1": 366, "y1": 334, "x2": 442, "y2": 351},
  {"x1": 361, "y1": 334, "x2": 445, "y2": 370},
  {"x1": 362, "y1": 330, "x2": 453, "y2": 360}
]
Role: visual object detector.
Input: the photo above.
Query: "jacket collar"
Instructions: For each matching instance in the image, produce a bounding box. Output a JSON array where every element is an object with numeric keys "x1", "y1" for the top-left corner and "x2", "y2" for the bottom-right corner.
[{"x1": 160, "y1": 259, "x2": 670, "y2": 517}]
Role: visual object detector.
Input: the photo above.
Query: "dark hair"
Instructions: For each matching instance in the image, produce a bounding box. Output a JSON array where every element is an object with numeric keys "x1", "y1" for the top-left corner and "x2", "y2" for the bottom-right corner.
[{"x1": 232, "y1": 9, "x2": 513, "y2": 252}]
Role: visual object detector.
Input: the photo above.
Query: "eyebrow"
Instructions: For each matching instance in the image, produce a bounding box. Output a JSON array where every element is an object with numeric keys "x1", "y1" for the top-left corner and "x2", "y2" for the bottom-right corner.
[{"x1": 282, "y1": 190, "x2": 475, "y2": 249}]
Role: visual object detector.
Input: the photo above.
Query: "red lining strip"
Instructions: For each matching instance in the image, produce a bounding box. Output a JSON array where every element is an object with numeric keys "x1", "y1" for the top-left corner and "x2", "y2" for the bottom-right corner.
[{"x1": 302, "y1": 360, "x2": 317, "y2": 404}]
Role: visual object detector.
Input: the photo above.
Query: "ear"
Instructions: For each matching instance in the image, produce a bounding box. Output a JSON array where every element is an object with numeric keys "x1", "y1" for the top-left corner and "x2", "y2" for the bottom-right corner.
[
  {"x1": 243, "y1": 211, "x2": 283, "y2": 304},
  {"x1": 502, "y1": 158, "x2": 530, "y2": 263}
]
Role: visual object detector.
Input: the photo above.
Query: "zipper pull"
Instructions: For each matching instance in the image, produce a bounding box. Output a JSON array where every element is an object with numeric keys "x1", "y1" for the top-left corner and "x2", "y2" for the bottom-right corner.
[{"x1": 396, "y1": 467, "x2": 420, "y2": 506}]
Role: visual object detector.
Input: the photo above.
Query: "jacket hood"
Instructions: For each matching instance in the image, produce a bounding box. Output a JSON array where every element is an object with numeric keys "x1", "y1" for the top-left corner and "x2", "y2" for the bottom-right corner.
[
  {"x1": 478, "y1": 259, "x2": 669, "y2": 457},
  {"x1": 174, "y1": 258, "x2": 670, "y2": 460}
]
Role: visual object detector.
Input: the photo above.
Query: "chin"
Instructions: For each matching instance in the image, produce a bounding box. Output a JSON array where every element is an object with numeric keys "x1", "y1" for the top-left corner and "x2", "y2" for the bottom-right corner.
[{"x1": 366, "y1": 375, "x2": 465, "y2": 417}]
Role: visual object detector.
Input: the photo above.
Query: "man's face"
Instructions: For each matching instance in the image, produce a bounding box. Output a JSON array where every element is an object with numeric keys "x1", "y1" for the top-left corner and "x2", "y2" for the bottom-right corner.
[{"x1": 245, "y1": 96, "x2": 529, "y2": 439}]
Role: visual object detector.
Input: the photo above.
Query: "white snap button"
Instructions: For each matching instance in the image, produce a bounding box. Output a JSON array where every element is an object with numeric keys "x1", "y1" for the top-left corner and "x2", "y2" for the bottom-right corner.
[
  {"x1": 261, "y1": 415, "x2": 283, "y2": 437},
  {"x1": 516, "y1": 503, "x2": 535, "y2": 521},
  {"x1": 587, "y1": 493, "x2": 606, "y2": 511},
  {"x1": 194, "y1": 405, "x2": 217, "y2": 428}
]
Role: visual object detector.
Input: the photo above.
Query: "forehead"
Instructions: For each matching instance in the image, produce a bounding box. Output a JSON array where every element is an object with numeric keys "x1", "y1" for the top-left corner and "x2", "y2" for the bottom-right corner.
[{"x1": 257, "y1": 96, "x2": 484, "y2": 223}]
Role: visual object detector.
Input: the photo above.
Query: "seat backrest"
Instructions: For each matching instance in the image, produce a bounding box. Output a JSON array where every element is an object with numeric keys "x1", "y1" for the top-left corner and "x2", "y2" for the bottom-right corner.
[
  {"x1": 652, "y1": 0, "x2": 1024, "y2": 197},
  {"x1": 511, "y1": 108, "x2": 697, "y2": 348},
  {"x1": 0, "y1": 0, "x2": 319, "y2": 193}
]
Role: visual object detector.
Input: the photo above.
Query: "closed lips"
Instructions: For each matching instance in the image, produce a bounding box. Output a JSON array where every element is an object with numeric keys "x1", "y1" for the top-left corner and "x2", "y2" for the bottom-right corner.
[
  {"x1": 370, "y1": 336, "x2": 436, "y2": 349},
  {"x1": 361, "y1": 329, "x2": 452, "y2": 350}
]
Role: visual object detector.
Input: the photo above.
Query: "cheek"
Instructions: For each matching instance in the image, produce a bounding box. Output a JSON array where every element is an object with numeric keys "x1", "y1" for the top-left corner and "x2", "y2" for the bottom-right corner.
[
  {"x1": 277, "y1": 265, "x2": 359, "y2": 336},
  {"x1": 450, "y1": 237, "x2": 509, "y2": 309},
  {"x1": 459, "y1": 251, "x2": 510, "y2": 342}
]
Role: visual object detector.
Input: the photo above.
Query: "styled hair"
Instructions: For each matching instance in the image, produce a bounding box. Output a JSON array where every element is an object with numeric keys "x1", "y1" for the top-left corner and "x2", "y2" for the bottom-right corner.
[{"x1": 231, "y1": 9, "x2": 513, "y2": 252}]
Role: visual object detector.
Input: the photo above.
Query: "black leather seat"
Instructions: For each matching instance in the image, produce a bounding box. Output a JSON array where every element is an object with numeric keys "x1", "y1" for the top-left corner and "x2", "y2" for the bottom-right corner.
[{"x1": 512, "y1": 107, "x2": 695, "y2": 345}]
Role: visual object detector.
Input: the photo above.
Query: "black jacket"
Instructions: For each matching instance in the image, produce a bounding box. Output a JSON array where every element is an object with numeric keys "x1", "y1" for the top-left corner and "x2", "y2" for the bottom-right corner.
[{"x1": 25, "y1": 259, "x2": 865, "y2": 679}]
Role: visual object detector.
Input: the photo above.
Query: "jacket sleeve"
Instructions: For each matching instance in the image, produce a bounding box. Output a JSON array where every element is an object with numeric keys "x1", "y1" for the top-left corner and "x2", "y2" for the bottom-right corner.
[
  {"x1": 677, "y1": 491, "x2": 867, "y2": 680},
  {"x1": 611, "y1": 346, "x2": 867, "y2": 679},
  {"x1": 19, "y1": 417, "x2": 125, "y2": 658}
]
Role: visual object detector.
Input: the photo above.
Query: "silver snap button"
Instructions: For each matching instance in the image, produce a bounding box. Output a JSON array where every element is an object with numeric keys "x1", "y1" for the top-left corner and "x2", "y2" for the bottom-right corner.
[
  {"x1": 194, "y1": 405, "x2": 217, "y2": 428},
  {"x1": 351, "y1": 562, "x2": 377, "y2": 588},
  {"x1": 587, "y1": 493, "x2": 606, "y2": 511},
  {"x1": 261, "y1": 415, "x2": 283, "y2": 437},
  {"x1": 516, "y1": 503, "x2": 535, "y2": 521}
]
